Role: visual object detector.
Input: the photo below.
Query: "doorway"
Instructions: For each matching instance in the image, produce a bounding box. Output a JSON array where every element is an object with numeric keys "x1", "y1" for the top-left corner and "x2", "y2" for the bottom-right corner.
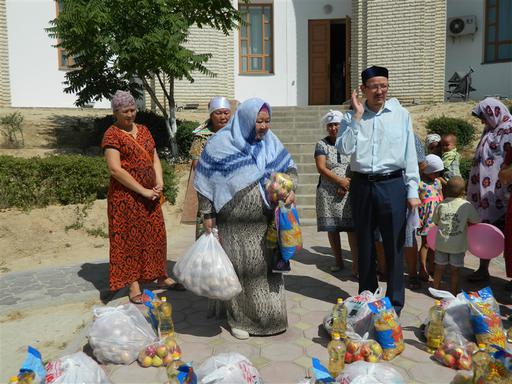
[{"x1": 308, "y1": 18, "x2": 350, "y2": 105}]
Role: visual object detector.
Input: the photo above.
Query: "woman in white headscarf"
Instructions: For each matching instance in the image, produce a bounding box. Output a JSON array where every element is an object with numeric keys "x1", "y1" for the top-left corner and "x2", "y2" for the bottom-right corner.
[
  {"x1": 185, "y1": 97, "x2": 233, "y2": 238},
  {"x1": 315, "y1": 110, "x2": 357, "y2": 275}
]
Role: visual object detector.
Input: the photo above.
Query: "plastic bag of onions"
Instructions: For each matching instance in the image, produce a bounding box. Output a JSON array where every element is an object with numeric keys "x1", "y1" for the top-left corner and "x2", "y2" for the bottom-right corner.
[
  {"x1": 173, "y1": 230, "x2": 242, "y2": 301},
  {"x1": 87, "y1": 303, "x2": 157, "y2": 364}
]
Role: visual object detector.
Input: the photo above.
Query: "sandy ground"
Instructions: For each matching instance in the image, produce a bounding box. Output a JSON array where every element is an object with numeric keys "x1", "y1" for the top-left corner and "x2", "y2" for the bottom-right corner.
[{"x1": 0, "y1": 102, "x2": 483, "y2": 377}]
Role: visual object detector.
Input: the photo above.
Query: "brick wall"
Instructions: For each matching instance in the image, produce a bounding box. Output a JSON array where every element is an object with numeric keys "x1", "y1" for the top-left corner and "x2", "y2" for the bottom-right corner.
[
  {"x1": 145, "y1": 25, "x2": 235, "y2": 112},
  {"x1": 0, "y1": 0, "x2": 11, "y2": 107},
  {"x1": 351, "y1": 0, "x2": 446, "y2": 104}
]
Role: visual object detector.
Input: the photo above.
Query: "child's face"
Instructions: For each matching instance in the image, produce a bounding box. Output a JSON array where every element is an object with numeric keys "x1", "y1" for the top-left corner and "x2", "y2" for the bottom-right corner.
[
  {"x1": 442, "y1": 137, "x2": 455, "y2": 152},
  {"x1": 428, "y1": 142, "x2": 441, "y2": 154},
  {"x1": 426, "y1": 171, "x2": 440, "y2": 180}
]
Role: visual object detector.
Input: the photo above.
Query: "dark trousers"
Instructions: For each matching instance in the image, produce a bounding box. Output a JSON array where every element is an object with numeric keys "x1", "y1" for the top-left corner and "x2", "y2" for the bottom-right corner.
[{"x1": 350, "y1": 174, "x2": 407, "y2": 313}]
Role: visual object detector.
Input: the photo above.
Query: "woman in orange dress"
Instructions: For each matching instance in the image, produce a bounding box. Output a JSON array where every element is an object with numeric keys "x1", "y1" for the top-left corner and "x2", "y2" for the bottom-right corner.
[{"x1": 102, "y1": 90, "x2": 183, "y2": 304}]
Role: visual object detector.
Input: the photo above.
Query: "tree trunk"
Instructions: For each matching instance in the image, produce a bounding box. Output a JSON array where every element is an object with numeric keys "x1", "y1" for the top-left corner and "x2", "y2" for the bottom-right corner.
[{"x1": 167, "y1": 77, "x2": 178, "y2": 157}]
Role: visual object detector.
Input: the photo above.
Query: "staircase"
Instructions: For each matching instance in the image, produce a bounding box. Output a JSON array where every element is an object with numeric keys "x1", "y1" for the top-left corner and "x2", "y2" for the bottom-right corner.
[{"x1": 270, "y1": 105, "x2": 350, "y2": 226}]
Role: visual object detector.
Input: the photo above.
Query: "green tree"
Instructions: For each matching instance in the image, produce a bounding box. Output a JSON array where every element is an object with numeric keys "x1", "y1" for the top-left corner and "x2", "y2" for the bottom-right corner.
[{"x1": 47, "y1": 0, "x2": 243, "y2": 155}]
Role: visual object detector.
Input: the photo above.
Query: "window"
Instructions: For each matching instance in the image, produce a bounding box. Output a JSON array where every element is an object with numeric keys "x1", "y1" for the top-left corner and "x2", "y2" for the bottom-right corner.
[
  {"x1": 55, "y1": 0, "x2": 75, "y2": 70},
  {"x1": 239, "y1": 4, "x2": 273, "y2": 74},
  {"x1": 484, "y1": 0, "x2": 512, "y2": 63}
]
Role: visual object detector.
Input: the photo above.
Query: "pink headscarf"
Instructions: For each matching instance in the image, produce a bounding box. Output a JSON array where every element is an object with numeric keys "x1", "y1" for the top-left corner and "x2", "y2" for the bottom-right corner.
[{"x1": 111, "y1": 90, "x2": 135, "y2": 112}]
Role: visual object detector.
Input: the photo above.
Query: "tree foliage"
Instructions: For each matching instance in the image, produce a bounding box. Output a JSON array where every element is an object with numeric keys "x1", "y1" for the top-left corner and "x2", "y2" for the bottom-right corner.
[{"x1": 47, "y1": 0, "x2": 243, "y2": 154}]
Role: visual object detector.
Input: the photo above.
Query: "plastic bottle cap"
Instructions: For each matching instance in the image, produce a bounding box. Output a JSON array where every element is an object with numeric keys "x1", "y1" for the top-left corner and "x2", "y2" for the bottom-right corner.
[
  {"x1": 337, "y1": 298, "x2": 343, "y2": 304},
  {"x1": 478, "y1": 343, "x2": 486, "y2": 350},
  {"x1": 332, "y1": 332, "x2": 340, "y2": 339},
  {"x1": 435, "y1": 300, "x2": 441, "y2": 306},
  {"x1": 172, "y1": 352, "x2": 181, "y2": 359},
  {"x1": 161, "y1": 297, "x2": 167, "y2": 302},
  {"x1": 8, "y1": 377, "x2": 18, "y2": 383}
]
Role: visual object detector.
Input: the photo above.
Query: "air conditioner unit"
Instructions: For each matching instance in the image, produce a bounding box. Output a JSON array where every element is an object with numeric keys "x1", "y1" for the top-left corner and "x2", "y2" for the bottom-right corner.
[{"x1": 447, "y1": 15, "x2": 477, "y2": 37}]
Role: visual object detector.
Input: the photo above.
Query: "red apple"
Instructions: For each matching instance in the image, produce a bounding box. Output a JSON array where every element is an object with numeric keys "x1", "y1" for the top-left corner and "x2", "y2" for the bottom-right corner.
[
  {"x1": 457, "y1": 356, "x2": 472, "y2": 371},
  {"x1": 360, "y1": 345, "x2": 371, "y2": 357},
  {"x1": 452, "y1": 348, "x2": 464, "y2": 359},
  {"x1": 344, "y1": 352, "x2": 353, "y2": 364},
  {"x1": 353, "y1": 354, "x2": 364, "y2": 362},
  {"x1": 443, "y1": 354, "x2": 456, "y2": 368},
  {"x1": 346, "y1": 342, "x2": 359, "y2": 354}
]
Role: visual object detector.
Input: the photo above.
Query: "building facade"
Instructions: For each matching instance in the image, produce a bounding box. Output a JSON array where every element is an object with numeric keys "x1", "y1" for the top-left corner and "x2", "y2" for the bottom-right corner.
[{"x1": 2, "y1": 0, "x2": 511, "y2": 108}]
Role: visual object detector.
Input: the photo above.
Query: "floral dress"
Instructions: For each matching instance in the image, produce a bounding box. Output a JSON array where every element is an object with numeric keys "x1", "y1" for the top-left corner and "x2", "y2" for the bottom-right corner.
[
  {"x1": 417, "y1": 178, "x2": 443, "y2": 236},
  {"x1": 314, "y1": 137, "x2": 353, "y2": 232}
]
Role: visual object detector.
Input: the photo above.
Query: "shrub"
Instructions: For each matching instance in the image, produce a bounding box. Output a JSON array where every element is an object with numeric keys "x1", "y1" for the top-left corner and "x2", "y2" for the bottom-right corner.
[
  {"x1": 91, "y1": 111, "x2": 199, "y2": 157},
  {"x1": 0, "y1": 155, "x2": 177, "y2": 209},
  {"x1": 176, "y1": 119, "x2": 199, "y2": 158},
  {"x1": 425, "y1": 116, "x2": 476, "y2": 148},
  {"x1": 0, "y1": 111, "x2": 24, "y2": 147},
  {"x1": 460, "y1": 156, "x2": 473, "y2": 181}
]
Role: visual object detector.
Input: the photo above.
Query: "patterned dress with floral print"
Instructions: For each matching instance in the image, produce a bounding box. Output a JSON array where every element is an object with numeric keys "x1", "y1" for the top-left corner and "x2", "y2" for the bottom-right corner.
[
  {"x1": 467, "y1": 98, "x2": 512, "y2": 227},
  {"x1": 417, "y1": 178, "x2": 443, "y2": 236},
  {"x1": 102, "y1": 125, "x2": 167, "y2": 291}
]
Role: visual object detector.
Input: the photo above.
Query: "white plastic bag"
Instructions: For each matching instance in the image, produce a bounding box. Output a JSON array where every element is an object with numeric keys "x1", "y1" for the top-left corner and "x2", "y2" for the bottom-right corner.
[
  {"x1": 337, "y1": 361, "x2": 405, "y2": 384},
  {"x1": 423, "y1": 288, "x2": 473, "y2": 343},
  {"x1": 324, "y1": 289, "x2": 384, "y2": 337},
  {"x1": 45, "y1": 352, "x2": 110, "y2": 384},
  {"x1": 196, "y1": 353, "x2": 264, "y2": 384},
  {"x1": 87, "y1": 303, "x2": 157, "y2": 364},
  {"x1": 173, "y1": 231, "x2": 242, "y2": 300}
]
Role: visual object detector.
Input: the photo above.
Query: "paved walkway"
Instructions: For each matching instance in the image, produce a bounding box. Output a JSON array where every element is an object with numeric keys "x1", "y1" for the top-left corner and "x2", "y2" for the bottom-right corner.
[{"x1": 2, "y1": 225, "x2": 511, "y2": 383}]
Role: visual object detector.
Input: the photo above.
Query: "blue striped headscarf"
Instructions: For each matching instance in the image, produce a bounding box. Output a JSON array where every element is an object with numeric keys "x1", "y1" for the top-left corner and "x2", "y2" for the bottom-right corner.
[{"x1": 194, "y1": 97, "x2": 296, "y2": 213}]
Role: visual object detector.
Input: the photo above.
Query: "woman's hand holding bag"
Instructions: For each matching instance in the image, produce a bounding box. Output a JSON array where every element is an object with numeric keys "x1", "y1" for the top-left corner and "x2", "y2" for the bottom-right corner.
[{"x1": 173, "y1": 230, "x2": 242, "y2": 300}]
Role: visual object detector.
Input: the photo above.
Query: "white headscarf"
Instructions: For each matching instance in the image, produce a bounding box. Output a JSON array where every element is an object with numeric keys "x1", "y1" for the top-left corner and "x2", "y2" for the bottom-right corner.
[
  {"x1": 322, "y1": 110, "x2": 343, "y2": 126},
  {"x1": 425, "y1": 133, "x2": 441, "y2": 147},
  {"x1": 208, "y1": 97, "x2": 231, "y2": 115}
]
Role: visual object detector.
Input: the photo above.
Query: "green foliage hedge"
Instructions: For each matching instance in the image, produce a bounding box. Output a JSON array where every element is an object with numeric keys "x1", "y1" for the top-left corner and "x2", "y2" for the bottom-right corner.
[
  {"x1": 460, "y1": 156, "x2": 473, "y2": 181},
  {"x1": 91, "y1": 110, "x2": 198, "y2": 156},
  {"x1": 426, "y1": 116, "x2": 476, "y2": 148},
  {"x1": 0, "y1": 155, "x2": 177, "y2": 209}
]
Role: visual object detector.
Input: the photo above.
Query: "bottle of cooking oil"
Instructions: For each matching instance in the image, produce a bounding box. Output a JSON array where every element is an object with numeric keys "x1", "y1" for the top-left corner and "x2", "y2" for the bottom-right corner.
[
  {"x1": 507, "y1": 327, "x2": 512, "y2": 344},
  {"x1": 426, "y1": 300, "x2": 445, "y2": 353},
  {"x1": 157, "y1": 296, "x2": 174, "y2": 338},
  {"x1": 472, "y1": 344, "x2": 491, "y2": 384},
  {"x1": 327, "y1": 332, "x2": 346, "y2": 379},
  {"x1": 331, "y1": 298, "x2": 347, "y2": 339}
]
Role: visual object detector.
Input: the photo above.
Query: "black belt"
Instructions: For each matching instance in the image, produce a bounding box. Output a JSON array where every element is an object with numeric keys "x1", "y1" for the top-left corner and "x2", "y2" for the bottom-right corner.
[{"x1": 354, "y1": 169, "x2": 404, "y2": 182}]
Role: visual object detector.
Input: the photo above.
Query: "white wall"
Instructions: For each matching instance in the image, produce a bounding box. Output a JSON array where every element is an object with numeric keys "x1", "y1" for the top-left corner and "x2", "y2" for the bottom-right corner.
[
  {"x1": 446, "y1": 0, "x2": 512, "y2": 100},
  {"x1": 6, "y1": 0, "x2": 109, "y2": 108},
  {"x1": 234, "y1": 0, "x2": 352, "y2": 106}
]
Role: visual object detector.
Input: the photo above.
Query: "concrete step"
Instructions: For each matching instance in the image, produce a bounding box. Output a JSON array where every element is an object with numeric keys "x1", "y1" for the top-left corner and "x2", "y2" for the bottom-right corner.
[
  {"x1": 277, "y1": 134, "x2": 324, "y2": 143},
  {"x1": 295, "y1": 205, "x2": 317, "y2": 220},
  {"x1": 297, "y1": 173, "x2": 319, "y2": 184},
  {"x1": 283, "y1": 142, "x2": 316, "y2": 153},
  {"x1": 296, "y1": 163, "x2": 318, "y2": 173},
  {"x1": 288, "y1": 153, "x2": 317, "y2": 163},
  {"x1": 299, "y1": 217, "x2": 317, "y2": 227},
  {"x1": 296, "y1": 194, "x2": 316, "y2": 206},
  {"x1": 296, "y1": 183, "x2": 316, "y2": 195}
]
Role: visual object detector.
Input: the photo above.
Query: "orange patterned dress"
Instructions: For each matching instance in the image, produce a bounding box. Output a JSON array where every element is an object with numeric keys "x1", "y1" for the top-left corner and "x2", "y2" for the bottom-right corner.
[{"x1": 101, "y1": 124, "x2": 167, "y2": 291}]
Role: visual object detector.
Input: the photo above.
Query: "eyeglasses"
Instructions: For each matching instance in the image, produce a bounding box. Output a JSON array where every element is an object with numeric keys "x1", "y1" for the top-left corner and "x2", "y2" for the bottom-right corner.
[{"x1": 365, "y1": 84, "x2": 389, "y2": 91}]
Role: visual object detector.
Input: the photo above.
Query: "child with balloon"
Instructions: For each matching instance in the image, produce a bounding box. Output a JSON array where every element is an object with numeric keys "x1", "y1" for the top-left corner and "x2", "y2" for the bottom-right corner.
[{"x1": 432, "y1": 176, "x2": 480, "y2": 294}]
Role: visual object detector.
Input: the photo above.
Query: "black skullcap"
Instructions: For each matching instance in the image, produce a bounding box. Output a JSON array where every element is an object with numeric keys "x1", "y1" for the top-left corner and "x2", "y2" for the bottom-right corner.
[{"x1": 361, "y1": 66, "x2": 389, "y2": 83}]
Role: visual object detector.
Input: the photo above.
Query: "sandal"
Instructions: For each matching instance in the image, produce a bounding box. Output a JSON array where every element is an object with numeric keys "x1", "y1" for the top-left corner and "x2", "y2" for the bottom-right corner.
[
  {"x1": 408, "y1": 276, "x2": 421, "y2": 290},
  {"x1": 157, "y1": 280, "x2": 186, "y2": 291},
  {"x1": 128, "y1": 293, "x2": 148, "y2": 305},
  {"x1": 467, "y1": 270, "x2": 490, "y2": 282}
]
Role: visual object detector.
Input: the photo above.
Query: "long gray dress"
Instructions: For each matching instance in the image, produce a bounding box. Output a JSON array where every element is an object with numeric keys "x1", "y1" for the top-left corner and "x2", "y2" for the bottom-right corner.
[{"x1": 198, "y1": 169, "x2": 298, "y2": 336}]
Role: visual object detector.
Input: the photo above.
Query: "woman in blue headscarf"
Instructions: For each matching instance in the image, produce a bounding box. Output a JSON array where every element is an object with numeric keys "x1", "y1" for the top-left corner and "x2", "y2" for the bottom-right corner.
[{"x1": 195, "y1": 97, "x2": 298, "y2": 339}]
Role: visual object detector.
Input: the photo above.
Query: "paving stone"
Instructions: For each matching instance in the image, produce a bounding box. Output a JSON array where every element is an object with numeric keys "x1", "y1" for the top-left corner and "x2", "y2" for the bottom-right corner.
[
  {"x1": 300, "y1": 298, "x2": 333, "y2": 311},
  {"x1": 294, "y1": 337, "x2": 314, "y2": 348},
  {"x1": 408, "y1": 361, "x2": 457, "y2": 383},
  {"x1": 184, "y1": 311, "x2": 210, "y2": 325},
  {"x1": 300, "y1": 310, "x2": 329, "y2": 327},
  {"x1": 213, "y1": 342, "x2": 259, "y2": 360},
  {"x1": 287, "y1": 311, "x2": 301, "y2": 325},
  {"x1": 0, "y1": 296, "x2": 19, "y2": 305},
  {"x1": 398, "y1": 343, "x2": 431, "y2": 363},
  {"x1": 108, "y1": 363, "x2": 166, "y2": 384},
  {"x1": 261, "y1": 342, "x2": 303, "y2": 362},
  {"x1": 250, "y1": 355, "x2": 270, "y2": 369},
  {"x1": 291, "y1": 306, "x2": 309, "y2": 315},
  {"x1": 305, "y1": 342, "x2": 327, "y2": 360},
  {"x1": 259, "y1": 361, "x2": 307, "y2": 383},
  {"x1": 178, "y1": 326, "x2": 223, "y2": 343},
  {"x1": 268, "y1": 325, "x2": 303, "y2": 343},
  {"x1": 181, "y1": 341, "x2": 215, "y2": 365},
  {"x1": 303, "y1": 325, "x2": 328, "y2": 340},
  {"x1": 294, "y1": 355, "x2": 314, "y2": 369}
]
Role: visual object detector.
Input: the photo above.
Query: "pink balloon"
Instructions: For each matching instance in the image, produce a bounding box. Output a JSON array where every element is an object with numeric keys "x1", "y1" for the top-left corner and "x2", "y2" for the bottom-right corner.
[
  {"x1": 467, "y1": 223, "x2": 504, "y2": 259},
  {"x1": 426, "y1": 225, "x2": 438, "y2": 250}
]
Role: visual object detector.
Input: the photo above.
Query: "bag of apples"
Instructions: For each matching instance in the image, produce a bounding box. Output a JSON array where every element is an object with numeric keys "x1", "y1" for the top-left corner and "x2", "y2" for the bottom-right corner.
[
  {"x1": 433, "y1": 338, "x2": 477, "y2": 370},
  {"x1": 138, "y1": 336, "x2": 182, "y2": 368},
  {"x1": 368, "y1": 297, "x2": 404, "y2": 361},
  {"x1": 87, "y1": 303, "x2": 157, "y2": 365},
  {"x1": 344, "y1": 332, "x2": 383, "y2": 364}
]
